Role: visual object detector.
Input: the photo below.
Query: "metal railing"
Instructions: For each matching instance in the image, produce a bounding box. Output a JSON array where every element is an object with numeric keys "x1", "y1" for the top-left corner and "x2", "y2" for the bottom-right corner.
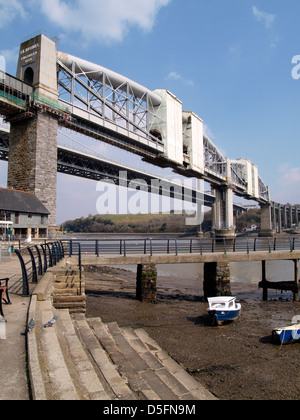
[
  {"x1": 12, "y1": 241, "x2": 65, "y2": 296},
  {"x1": 62, "y1": 236, "x2": 300, "y2": 258},
  {"x1": 11, "y1": 237, "x2": 300, "y2": 297}
]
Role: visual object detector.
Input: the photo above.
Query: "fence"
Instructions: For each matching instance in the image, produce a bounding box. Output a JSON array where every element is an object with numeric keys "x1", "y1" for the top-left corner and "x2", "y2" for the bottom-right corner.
[
  {"x1": 12, "y1": 241, "x2": 65, "y2": 296},
  {"x1": 10, "y1": 236, "x2": 300, "y2": 297},
  {"x1": 63, "y1": 236, "x2": 300, "y2": 258}
]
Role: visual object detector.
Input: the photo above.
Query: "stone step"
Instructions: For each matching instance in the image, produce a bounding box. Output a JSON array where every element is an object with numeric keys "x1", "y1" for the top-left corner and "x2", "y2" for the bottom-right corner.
[
  {"x1": 53, "y1": 301, "x2": 86, "y2": 313},
  {"x1": 53, "y1": 288, "x2": 82, "y2": 295},
  {"x1": 122, "y1": 327, "x2": 196, "y2": 400},
  {"x1": 87, "y1": 316, "x2": 200, "y2": 400},
  {"x1": 87, "y1": 317, "x2": 160, "y2": 400},
  {"x1": 106, "y1": 321, "x2": 189, "y2": 400},
  {"x1": 53, "y1": 295, "x2": 86, "y2": 303},
  {"x1": 133, "y1": 328, "x2": 216, "y2": 401},
  {"x1": 55, "y1": 309, "x2": 109, "y2": 400},
  {"x1": 53, "y1": 282, "x2": 85, "y2": 289},
  {"x1": 54, "y1": 275, "x2": 81, "y2": 283},
  {"x1": 34, "y1": 300, "x2": 80, "y2": 400},
  {"x1": 73, "y1": 314, "x2": 136, "y2": 400}
]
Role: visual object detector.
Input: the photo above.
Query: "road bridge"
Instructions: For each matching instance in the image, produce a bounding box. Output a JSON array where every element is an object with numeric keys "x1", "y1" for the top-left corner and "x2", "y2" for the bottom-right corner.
[
  {"x1": 0, "y1": 34, "x2": 297, "y2": 236},
  {"x1": 0, "y1": 125, "x2": 247, "y2": 212}
]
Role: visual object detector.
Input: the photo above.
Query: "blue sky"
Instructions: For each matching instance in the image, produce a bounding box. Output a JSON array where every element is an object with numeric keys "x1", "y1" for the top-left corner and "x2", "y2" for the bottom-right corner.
[{"x1": 0, "y1": 0, "x2": 300, "y2": 224}]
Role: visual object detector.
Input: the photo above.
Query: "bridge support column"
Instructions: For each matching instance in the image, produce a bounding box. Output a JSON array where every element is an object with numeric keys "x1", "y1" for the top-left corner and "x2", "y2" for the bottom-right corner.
[
  {"x1": 136, "y1": 264, "x2": 157, "y2": 303},
  {"x1": 278, "y1": 205, "x2": 282, "y2": 234},
  {"x1": 203, "y1": 262, "x2": 231, "y2": 298},
  {"x1": 259, "y1": 203, "x2": 275, "y2": 237},
  {"x1": 7, "y1": 34, "x2": 59, "y2": 228},
  {"x1": 8, "y1": 112, "x2": 58, "y2": 226},
  {"x1": 212, "y1": 186, "x2": 235, "y2": 238},
  {"x1": 283, "y1": 205, "x2": 288, "y2": 229},
  {"x1": 272, "y1": 202, "x2": 277, "y2": 233}
]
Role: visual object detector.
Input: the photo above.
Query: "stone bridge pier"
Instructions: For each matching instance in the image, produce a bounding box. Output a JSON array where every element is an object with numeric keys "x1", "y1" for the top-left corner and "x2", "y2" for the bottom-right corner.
[
  {"x1": 7, "y1": 34, "x2": 59, "y2": 228},
  {"x1": 136, "y1": 262, "x2": 232, "y2": 303}
]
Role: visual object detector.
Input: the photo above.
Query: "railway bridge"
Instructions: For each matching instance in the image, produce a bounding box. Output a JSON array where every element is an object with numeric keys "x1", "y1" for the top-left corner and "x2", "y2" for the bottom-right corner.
[{"x1": 0, "y1": 34, "x2": 298, "y2": 236}]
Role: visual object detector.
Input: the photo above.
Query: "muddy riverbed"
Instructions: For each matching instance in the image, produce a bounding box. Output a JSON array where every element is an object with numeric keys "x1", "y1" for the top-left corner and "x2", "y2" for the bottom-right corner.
[{"x1": 85, "y1": 266, "x2": 300, "y2": 401}]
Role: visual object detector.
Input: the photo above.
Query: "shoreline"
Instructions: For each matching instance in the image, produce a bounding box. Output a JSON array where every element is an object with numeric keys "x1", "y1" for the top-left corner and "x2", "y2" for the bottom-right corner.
[{"x1": 84, "y1": 266, "x2": 300, "y2": 400}]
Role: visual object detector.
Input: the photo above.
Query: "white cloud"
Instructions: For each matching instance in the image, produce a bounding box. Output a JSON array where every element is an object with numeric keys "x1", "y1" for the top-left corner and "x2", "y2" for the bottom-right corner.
[
  {"x1": 35, "y1": 0, "x2": 171, "y2": 43},
  {"x1": 0, "y1": 47, "x2": 19, "y2": 66},
  {"x1": 166, "y1": 71, "x2": 195, "y2": 86},
  {"x1": 252, "y1": 6, "x2": 276, "y2": 29},
  {"x1": 277, "y1": 164, "x2": 300, "y2": 185},
  {"x1": 274, "y1": 164, "x2": 300, "y2": 204},
  {"x1": 0, "y1": 0, "x2": 26, "y2": 27}
]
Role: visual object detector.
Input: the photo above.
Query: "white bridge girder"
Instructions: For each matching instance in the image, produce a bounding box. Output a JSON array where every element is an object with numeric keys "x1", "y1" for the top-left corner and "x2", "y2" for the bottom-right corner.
[{"x1": 56, "y1": 51, "x2": 269, "y2": 204}]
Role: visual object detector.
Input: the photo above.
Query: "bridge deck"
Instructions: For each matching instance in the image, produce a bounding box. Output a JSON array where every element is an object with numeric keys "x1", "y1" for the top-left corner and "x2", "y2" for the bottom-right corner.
[{"x1": 66, "y1": 250, "x2": 300, "y2": 266}]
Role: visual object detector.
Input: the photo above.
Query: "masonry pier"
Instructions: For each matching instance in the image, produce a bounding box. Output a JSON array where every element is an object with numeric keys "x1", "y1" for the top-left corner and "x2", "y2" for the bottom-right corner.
[
  {"x1": 203, "y1": 262, "x2": 232, "y2": 298},
  {"x1": 136, "y1": 264, "x2": 157, "y2": 303}
]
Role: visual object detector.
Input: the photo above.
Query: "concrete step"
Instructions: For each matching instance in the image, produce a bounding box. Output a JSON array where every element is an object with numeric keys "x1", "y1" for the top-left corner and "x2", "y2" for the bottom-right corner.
[
  {"x1": 73, "y1": 314, "x2": 137, "y2": 400},
  {"x1": 106, "y1": 321, "x2": 191, "y2": 400},
  {"x1": 32, "y1": 300, "x2": 80, "y2": 400},
  {"x1": 122, "y1": 327, "x2": 196, "y2": 400},
  {"x1": 131, "y1": 328, "x2": 216, "y2": 400},
  {"x1": 86, "y1": 316, "x2": 215, "y2": 400},
  {"x1": 55, "y1": 309, "x2": 109, "y2": 400},
  {"x1": 28, "y1": 295, "x2": 215, "y2": 400},
  {"x1": 87, "y1": 317, "x2": 160, "y2": 400}
]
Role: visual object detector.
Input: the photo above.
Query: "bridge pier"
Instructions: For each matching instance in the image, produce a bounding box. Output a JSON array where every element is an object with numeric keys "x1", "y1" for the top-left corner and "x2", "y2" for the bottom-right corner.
[
  {"x1": 211, "y1": 186, "x2": 235, "y2": 239},
  {"x1": 136, "y1": 264, "x2": 157, "y2": 303},
  {"x1": 8, "y1": 112, "x2": 58, "y2": 226},
  {"x1": 7, "y1": 34, "x2": 59, "y2": 227},
  {"x1": 203, "y1": 262, "x2": 232, "y2": 298},
  {"x1": 259, "y1": 203, "x2": 275, "y2": 237}
]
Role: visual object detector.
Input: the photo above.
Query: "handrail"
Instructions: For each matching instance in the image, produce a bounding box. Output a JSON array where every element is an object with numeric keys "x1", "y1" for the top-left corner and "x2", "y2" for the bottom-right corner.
[
  {"x1": 13, "y1": 241, "x2": 64, "y2": 297},
  {"x1": 12, "y1": 237, "x2": 299, "y2": 297},
  {"x1": 62, "y1": 236, "x2": 300, "y2": 258}
]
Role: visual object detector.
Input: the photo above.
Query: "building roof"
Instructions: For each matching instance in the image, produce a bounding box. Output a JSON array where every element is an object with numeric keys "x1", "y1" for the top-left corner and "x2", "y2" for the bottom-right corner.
[{"x1": 0, "y1": 188, "x2": 50, "y2": 215}]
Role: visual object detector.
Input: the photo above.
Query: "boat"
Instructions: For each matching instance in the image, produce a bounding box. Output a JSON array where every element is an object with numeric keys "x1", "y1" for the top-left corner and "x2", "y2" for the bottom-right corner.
[
  {"x1": 272, "y1": 323, "x2": 300, "y2": 345},
  {"x1": 207, "y1": 296, "x2": 241, "y2": 326}
]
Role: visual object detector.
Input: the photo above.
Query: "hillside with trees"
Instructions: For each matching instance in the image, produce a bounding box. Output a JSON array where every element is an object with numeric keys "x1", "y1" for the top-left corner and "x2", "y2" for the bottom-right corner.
[{"x1": 61, "y1": 209, "x2": 261, "y2": 235}]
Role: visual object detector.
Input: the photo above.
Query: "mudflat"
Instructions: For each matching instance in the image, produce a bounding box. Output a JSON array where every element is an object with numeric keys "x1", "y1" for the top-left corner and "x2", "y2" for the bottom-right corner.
[{"x1": 85, "y1": 266, "x2": 300, "y2": 401}]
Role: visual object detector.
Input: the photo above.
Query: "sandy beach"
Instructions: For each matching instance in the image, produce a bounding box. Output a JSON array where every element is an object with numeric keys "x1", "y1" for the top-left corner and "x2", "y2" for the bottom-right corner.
[{"x1": 85, "y1": 265, "x2": 300, "y2": 401}]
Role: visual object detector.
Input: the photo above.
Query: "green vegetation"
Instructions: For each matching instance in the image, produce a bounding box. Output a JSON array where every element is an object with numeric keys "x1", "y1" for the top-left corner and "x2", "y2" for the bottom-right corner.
[
  {"x1": 236, "y1": 208, "x2": 261, "y2": 232},
  {"x1": 61, "y1": 208, "x2": 261, "y2": 234},
  {"x1": 62, "y1": 213, "x2": 200, "y2": 234}
]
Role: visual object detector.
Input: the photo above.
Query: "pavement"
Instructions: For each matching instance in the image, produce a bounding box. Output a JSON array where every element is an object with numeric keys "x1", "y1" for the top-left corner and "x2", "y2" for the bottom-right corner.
[{"x1": 0, "y1": 256, "x2": 30, "y2": 400}]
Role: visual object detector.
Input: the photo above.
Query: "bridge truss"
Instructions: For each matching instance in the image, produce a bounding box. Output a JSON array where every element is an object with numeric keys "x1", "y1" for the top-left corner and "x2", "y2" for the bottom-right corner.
[{"x1": 0, "y1": 45, "x2": 270, "y2": 205}]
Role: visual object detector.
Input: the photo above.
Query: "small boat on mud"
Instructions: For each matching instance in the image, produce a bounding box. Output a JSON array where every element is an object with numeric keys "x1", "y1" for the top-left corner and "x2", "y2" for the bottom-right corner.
[
  {"x1": 207, "y1": 296, "x2": 241, "y2": 326},
  {"x1": 272, "y1": 324, "x2": 300, "y2": 345}
]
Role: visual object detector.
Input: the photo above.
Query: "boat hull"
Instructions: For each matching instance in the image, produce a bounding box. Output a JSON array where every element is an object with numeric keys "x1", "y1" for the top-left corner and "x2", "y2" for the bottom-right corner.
[
  {"x1": 208, "y1": 308, "x2": 241, "y2": 326},
  {"x1": 272, "y1": 325, "x2": 300, "y2": 345}
]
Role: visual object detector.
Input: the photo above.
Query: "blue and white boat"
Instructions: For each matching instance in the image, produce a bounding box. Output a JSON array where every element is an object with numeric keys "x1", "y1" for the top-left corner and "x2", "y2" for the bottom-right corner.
[
  {"x1": 272, "y1": 324, "x2": 300, "y2": 345},
  {"x1": 207, "y1": 296, "x2": 241, "y2": 326}
]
